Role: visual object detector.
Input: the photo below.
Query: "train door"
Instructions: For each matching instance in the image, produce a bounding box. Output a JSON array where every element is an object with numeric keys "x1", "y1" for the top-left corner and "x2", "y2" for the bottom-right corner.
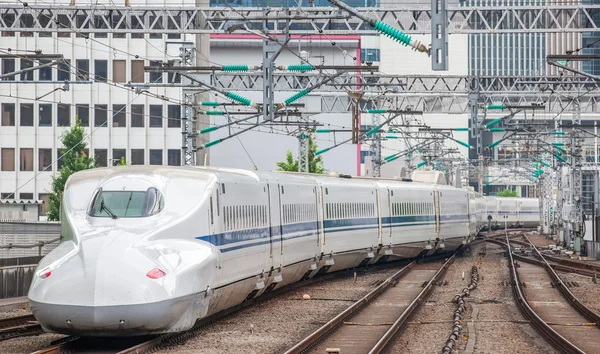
[
  {"x1": 266, "y1": 183, "x2": 283, "y2": 268},
  {"x1": 434, "y1": 190, "x2": 441, "y2": 237},
  {"x1": 316, "y1": 185, "x2": 325, "y2": 247},
  {"x1": 386, "y1": 188, "x2": 392, "y2": 240},
  {"x1": 375, "y1": 188, "x2": 383, "y2": 243}
]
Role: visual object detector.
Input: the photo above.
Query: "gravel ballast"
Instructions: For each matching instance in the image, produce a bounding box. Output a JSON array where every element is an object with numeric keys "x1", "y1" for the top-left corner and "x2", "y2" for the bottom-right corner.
[{"x1": 390, "y1": 243, "x2": 557, "y2": 354}]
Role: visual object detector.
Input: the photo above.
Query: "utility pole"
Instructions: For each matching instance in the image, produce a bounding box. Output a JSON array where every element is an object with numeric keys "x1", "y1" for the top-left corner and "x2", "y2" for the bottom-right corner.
[{"x1": 195, "y1": 0, "x2": 210, "y2": 166}]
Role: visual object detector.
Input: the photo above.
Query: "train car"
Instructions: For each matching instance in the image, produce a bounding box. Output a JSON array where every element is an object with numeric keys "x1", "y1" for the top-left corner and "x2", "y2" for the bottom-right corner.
[{"x1": 28, "y1": 166, "x2": 540, "y2": 337}]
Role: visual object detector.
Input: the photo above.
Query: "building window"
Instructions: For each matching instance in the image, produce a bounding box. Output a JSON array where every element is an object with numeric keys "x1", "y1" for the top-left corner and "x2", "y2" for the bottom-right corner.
[
  {"x1": 131, "y1": 60, "x2": 144, "y2": 83},
  {"x1": 39, "y1": 59, "x2": 52, "y2": 81},
  {"x1": 94, "y1": 59, "x2": 107, "y2": 82},
  {"x1": 39, "y1": 193, "x2": 51, "y2": 215},
  {"x1": 56, "y1": 149, "x2": 65, "y2": 170},
  {"x1": 20, "y1": 103, "x2": 33, "y2": 126},
  {"x1": 95, "y1": 149, "x2": 107, "y2": 167},
  {"x1": 20, "y1": 148, "x2": 33, "y2": 171},
  {"x1": 113, "y1": 60, "x2": 126, "y2": 83},
  {"x1": 150, "y1": 149, "x2": 162, "y2": 165},
  {"x1": 20, "y1": 59, "x2": 33, "y2": 81},
  {"x1": 1, "y1": 148, "x2": 15, "y2": 171},
  {"x1": 131, "y1": 149, "x2": 144, "y2": 165},
  {"x1": 113, "y1": 104, "x2": 126, "y2": 127},
  {"x1": 76, "y1": 59, "x2": 89, "y2": 81},
  {"x1": 76, "y1": 104, "x2": 89, "y2": 126},
  {"x1": 149, "y1": 104, "x2": 163, "y2": 127},
  {"x1": 149, "y1": 61, "x2": 163, "y2": 83},
  {"x1": 131, "y1": 104, "x2": 144, "y2": 127},
  {"x1": 39, "y1": 104, "x2": 52, "y2": 126},
  {"x1": 360, "y1": 48, "x2": 381, "y2": 62},
  {"x1": 20, "y1": 192, "x2": 33, "y2": 200},
  {"x1": 2, "y1": 58, "x2": 15, "y2": 81},
  {"x1": 167, "y1": 105, "x2": 181, "y2": 128},
  {"x1": 168, "y1": 149, "x2": 181, "y2": 166},
  {"x1": 57, "y1": 59, "x2": 70, "y2": 81},
  {"x1": 112, "y1": 149, "x2": 126, "y2": 166},
  {"x1": 0, "y1": 193, "x2": 14, "y2": 200},
  {"x1": 57, "y1": 104, "x2": 71, "y2": 127},
  {"x1": 39, "y1": 148, "x2": 52, "y2": 171},
  {"x1": 2, "y1": 103, "x2": 15, "y2": 126},
  {"x1": 167, "y1": 60, "x2": 181, "y2": 83},
  {"x1": 94, "y1": 104, "x2": 107, "y2": 127}
]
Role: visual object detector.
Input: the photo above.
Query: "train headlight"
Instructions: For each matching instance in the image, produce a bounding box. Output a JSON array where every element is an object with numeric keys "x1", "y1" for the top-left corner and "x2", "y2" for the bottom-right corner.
[
  {"x1": 38, "y1": 267, "x2": 52, "y2": 279},
  {"x1": 146, "y1": 268, "x2": 166, "y2": 279}
]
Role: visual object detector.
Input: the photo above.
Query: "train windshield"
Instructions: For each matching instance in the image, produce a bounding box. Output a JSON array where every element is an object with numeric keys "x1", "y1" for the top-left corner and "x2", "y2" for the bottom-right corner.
[{"x1": 89, "y1": 187, "x2": 164, "y2": 218}]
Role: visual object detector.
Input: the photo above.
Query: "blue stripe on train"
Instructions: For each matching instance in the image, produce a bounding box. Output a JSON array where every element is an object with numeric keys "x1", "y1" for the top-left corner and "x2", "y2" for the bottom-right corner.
[{"x1": 196, "y1": 214, "x2": 471, "y2": 252}]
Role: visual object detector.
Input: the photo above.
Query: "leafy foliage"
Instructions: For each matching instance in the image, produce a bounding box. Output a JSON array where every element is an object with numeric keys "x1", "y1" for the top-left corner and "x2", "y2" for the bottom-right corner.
[
  {"x1": 116, "y1": 157, "x2": 127, "y2": 166},
  {"x1": 497, "y1": 189, "x2": 519, "y2": 197},
  {"x1": 277, "y1": 134, "x2": 326, "y2": 174},
  {"x1": 47, "y1": 120, "x2": 96, "y2": 221}
]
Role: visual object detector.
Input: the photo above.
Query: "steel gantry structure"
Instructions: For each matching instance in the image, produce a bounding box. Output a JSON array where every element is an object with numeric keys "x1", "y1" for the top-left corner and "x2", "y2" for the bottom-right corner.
[{"x1": 3, "y1": 4, "x2": 600, "y2": 34}]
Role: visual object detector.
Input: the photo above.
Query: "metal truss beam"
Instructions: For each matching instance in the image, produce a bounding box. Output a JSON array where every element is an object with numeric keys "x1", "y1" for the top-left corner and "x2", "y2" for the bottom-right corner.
[
  {"x1": 210, "y1": 73, "x2": 600, "y2": 94},
  {"x1": 4, "y1": 4, "x2": 600, "y2": 34},
  {"x1": 206, "y1": 73, "x2": 600, "y2": 113}
]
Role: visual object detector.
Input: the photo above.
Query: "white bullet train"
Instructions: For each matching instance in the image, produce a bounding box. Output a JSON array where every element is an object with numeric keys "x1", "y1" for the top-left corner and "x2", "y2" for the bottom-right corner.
[{"x1": 28, "y1": 166, "x2": 539, "y2": 337}]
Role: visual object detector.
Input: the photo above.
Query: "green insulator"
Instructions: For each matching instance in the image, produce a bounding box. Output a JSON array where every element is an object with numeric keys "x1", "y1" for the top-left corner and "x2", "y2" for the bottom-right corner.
[
  {"x1": 385, "y1": 135, "x2": 398, "y2": 139},
  {"x1": 200, "y1": 126, "x2": 218, "y2": 134},
  {"x1": 532, "y1": 163, "x2": 539, "y2": 167},
  {"x1": 489, "y1": 128, "x2": 505, "y2": 132},
  {"x1": 367, "y1": 109, "x2": 387, "y2": 114},
  {"x1": 554, "y1": 146, "x2": 567, "y2": 154},
  {"x1": 384, "y1": 154, "x2": 397, "y2": 161},
  {"x1": 552, "y1": 142, "x2": 565, "y2": 146},
  {"x1": 556, "y1": 154, "x2": 568, "y2": 163},
  {"x1": 366, "y1": 124, "x2": 382, "y2": 137},
  {"x1": 226, "y1": 92, "x2": 251, "y2": 106},
  {"x1": 407, "y1": 153, "x2": 412, "y2": 157},
  {"x1": 488, "y1": 140, "x2": 502, "y2": 148},
  {"x1": 206, "y1": 111, "x2": 224, "y2": 116},
  {"x1": 485, "y1": 118, "x2": 503, "y2": 128},
  {"x1": 454, "y1": 127, "x2": 469, "y2": 131},
  {"x1": 316, "y1": 129, "x2": 331, "y2": 133},
  {"x1": 374, "y1": 21, "x2": 411, "y2": 46},
  {"x1": 222, "y1": 65, "x2": 249, "y2": 72},
  {"x1": 387, "y1": 155, "x2": 400, "y2": 162},
  {"x1": 284, "y1": 88, "x2": 309, "y2": 106},
  {"x1": 315, "y1": 148, "x2": 330, "y2": 156},
  {"x1": 553, "y1": 131, "x2": 566, "y2": 135},
  {"x1": 487, "y1": 104, "x2": 505, "y2": 110},
  {"x1": 201, "y1": 102, "x2": 219, "y2": 106},
  {"x1": 287, "y1": 64, "x2": 314, "y2": 71},
  {"x1": 456, "y1": 140, "x2": 471, "y2": 149},
  {"x1": 416, "y1": 161, "x2": 427, "y2": 168},
  {"x1": 484, "y1": 182, "x2": 491, "y2": 186},
  {"x1": 204, "y1": 139, "x2": 222, "y2": 148}
]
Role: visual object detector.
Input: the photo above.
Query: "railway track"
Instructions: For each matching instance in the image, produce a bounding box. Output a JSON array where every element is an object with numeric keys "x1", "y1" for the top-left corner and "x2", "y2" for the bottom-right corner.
[
  {"x1": 283, "y1": 253, "x2": 458, "y2": 354},
  {"x1": 507, "y1": 234, "x2": 600, "y2": 354},
  {"x1": 0, "y1": 314, "x2": 43, "y2": 342}
]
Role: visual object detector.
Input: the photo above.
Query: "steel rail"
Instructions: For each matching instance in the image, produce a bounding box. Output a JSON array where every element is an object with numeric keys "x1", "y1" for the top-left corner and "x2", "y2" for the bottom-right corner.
[
  {"x1": 284, "y1": 251, "x2": 459, "y2": 354},
  {"x1": 368, "y1": 254, "x2": 457, "y2": 354},
  {"x1": 283, "y1": 262, "x2": 416, "y2": 354},
  {"x1": 522, "y1": 235, "x2": 600, "y2": 327},
  {"x1": 0, "y1": 314, "x2": 42, "y2": 341},
  {"x1": 506, "y1": 234, "x2": 586, "y2": 354}
]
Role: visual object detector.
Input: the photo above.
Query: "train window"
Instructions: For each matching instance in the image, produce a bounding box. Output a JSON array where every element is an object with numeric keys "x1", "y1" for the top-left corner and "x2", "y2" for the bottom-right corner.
[
  {"x1": 89, "y1": 187, "x2": 165, "y2": 218},
  {"x1": 281, "y1": 186, "x2": 285, "y2": 194},
  {"x1": 222, "y1": 184, "x2": 226, "y2": 194}
]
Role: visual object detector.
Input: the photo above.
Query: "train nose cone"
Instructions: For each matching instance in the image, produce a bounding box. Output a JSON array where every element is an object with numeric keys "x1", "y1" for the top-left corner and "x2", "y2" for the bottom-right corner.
[{"x1": 29, "y1": 230, "x2": 199, "y2": 336}]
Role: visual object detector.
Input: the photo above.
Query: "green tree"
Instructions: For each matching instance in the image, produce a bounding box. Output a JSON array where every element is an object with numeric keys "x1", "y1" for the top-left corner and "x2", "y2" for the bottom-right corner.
[
  {"x1": 47, "y1": 120, "x2": 96, "y2": 221},
  {"x1": 497, "y1": 189, "x2": 519, "y2": 197},
  {"x1": 116, "y1": 156, "x2": 127, "y2": 166},
  {"x1": 277, "y1": 134, "x2": 326, "y2": 174}
]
